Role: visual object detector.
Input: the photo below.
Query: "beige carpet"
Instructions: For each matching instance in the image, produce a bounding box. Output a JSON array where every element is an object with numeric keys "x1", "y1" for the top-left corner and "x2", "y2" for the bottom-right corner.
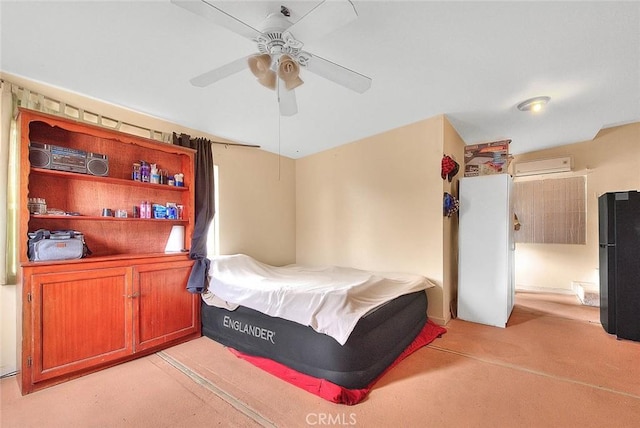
[{"x1": 2, "y1": 292, "x2": 640, "y2": 427}]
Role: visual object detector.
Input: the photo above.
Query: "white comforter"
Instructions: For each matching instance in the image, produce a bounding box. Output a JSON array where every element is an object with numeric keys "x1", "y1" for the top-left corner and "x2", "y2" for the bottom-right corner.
[{"x1": 203, "y1": 254, "x2": 434, "y2": 345}]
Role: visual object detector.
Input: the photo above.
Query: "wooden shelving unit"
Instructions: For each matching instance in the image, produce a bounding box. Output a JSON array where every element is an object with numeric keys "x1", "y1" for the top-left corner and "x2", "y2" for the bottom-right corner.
[{"x1": 17, "y1": 108, "x2": 201, "y2": 394}]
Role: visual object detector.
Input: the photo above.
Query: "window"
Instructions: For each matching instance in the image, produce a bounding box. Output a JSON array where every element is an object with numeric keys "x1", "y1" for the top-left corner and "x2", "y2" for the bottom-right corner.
[{"x1": 513, "y1": 176, "x2": 586, "y2": 244}]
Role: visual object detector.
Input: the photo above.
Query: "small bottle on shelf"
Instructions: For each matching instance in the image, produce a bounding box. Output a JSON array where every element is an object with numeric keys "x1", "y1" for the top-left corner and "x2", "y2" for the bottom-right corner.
[
  {"x1": 140, "y1": 161, "x2": 150, "y2": 183},
  {"x1": 166, "y1": 203, "x2": 177, "y2": 219},
  {"x1": 140, "y1": 201, "x2": 151, "y2": 219},
  {"x1": 150, "y1": 164, "x2": 160, "y2": 184},
  {"x1": 132, "y1": 162, "x2": 141, "y2": 181}
]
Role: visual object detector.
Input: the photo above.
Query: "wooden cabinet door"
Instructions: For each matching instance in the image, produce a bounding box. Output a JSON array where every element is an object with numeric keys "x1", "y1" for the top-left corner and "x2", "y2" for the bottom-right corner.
[
  {"x1": 134, "y1": 260, "x2": 200, "y2": 352},
  {"x1": 29, "y1": 267, "x2": 133, "y2": 383}
]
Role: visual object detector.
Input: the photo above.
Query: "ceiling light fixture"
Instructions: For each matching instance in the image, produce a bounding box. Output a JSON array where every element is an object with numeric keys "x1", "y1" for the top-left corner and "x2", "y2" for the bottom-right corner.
[
  {"x1": 248, "y1": 54, "x2": 276, "y2": 89},
  {"x1": 517, "y1": 96, "x2": 551, "y2": 113}
]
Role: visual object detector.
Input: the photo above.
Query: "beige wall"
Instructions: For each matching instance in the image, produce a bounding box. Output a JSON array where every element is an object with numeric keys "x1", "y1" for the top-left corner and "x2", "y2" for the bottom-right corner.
[
  {"x1": 0, "y1": 73, "x2": 296, "y2": 376},
  {"x1": 512, "y1": 122, "x2": 640, "y2": 292},
  {"x1": 215, "y1": 145, "x2": 295, "y2": 266},
  {"x1": 296, "y1": 115, "x2": 461, "y2": 324}
]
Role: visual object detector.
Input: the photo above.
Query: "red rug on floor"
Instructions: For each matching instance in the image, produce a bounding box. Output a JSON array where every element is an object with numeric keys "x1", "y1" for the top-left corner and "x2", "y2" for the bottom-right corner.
[{"x1": 229, "y1": 319, "x2": 446, "y2": 405}]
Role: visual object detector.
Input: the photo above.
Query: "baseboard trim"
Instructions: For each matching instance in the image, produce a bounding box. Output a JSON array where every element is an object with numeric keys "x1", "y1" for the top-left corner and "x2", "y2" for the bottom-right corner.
[
  {"x1": 515, "y1": 285, "x2": 576, "y2": 295},
  {"x1": 429, "y1": 315, "x2": 449, "y2": 326}
]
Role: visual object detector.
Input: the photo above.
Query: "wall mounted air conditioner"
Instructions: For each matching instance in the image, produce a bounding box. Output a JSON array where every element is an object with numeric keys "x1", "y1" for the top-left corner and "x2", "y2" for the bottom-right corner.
[{"x1": 514, "y1": 156, "x2": 572, "y2": 176}]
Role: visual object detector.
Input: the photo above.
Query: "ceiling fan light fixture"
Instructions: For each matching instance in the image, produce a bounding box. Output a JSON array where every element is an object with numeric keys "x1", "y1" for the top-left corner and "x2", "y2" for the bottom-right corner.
[
  {"x1": 278, "y1": 55, "x2": 304, "y2": 90},
  {"x1": 258, "y1": 71, "x2": 277, "y2": 90},
  {"x1": 248, "y1": 54, "x2": 276, "y2": 90},
  {"x1": 517, "y1": 96, "x2": 551, "y2": 113}
]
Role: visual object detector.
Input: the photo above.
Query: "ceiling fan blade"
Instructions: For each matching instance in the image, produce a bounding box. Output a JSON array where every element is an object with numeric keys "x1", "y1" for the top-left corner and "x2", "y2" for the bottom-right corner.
[
  {"x1": 304, "y1": 54, "x2": 372, "y2": 94},
  {"x1": 190, "y1": 55, "x2": 251, "y2": 87},
  {"x1": 287, "y1": 0, "x2": 358, "y2": 42},
  {"x1": 171, "y1": 0, "x2": 262, "y2": 40},
  {"x1": 278, "y1": 81, "x2": 298, "y2": 116}
]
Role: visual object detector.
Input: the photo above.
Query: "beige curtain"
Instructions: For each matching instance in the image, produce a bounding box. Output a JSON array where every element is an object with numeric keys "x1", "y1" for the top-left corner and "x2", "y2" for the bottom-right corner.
[{"x1": 1, "y1": 81, "x2": 19, "y2": 284}]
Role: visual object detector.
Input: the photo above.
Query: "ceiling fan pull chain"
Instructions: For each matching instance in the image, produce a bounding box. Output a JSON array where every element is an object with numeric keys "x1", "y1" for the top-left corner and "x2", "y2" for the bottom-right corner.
[{"x1": 278, "y1": 81, "x2": 282, "y2": 181}]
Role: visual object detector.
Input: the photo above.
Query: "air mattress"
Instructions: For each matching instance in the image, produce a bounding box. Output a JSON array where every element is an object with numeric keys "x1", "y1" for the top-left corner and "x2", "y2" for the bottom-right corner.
[{"x1": 201, "y1": 290, "x2": 427, "y2": 389}]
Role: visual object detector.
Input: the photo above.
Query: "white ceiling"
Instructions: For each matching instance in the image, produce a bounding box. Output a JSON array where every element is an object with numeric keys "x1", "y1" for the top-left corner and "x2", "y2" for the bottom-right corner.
[{"x1": 1, "y1": 1, "x2": 639, "y2": 159}]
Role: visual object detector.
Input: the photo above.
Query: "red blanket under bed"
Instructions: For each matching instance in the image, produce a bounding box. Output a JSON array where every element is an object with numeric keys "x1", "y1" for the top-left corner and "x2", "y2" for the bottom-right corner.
[{"x1": 229, "y1": 319, "x2": 447, "y2": 405}]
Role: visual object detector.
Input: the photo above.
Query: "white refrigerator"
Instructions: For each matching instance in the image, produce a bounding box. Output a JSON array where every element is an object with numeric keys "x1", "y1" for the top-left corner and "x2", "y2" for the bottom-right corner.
[{"x1": 458, "y1": 174, "x2": 515, "y2": 328}]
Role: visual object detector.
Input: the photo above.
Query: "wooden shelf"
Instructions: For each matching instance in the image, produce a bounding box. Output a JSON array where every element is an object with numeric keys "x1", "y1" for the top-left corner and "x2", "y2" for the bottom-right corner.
[
  {"x1": 30, "y1": 168, "x2": 190, "y2": 191},
  {"x1": 30, "y1": 214, "x2": 188, "y2": 222},
  {"x1": 21, "y1": 251, "x2": 191, "y2": 268}
]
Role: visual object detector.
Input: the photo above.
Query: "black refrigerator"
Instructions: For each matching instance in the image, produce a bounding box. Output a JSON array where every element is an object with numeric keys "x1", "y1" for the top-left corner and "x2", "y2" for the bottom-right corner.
[{"x1": 598, "y1": 191, "x2": 640, "y2": 342}]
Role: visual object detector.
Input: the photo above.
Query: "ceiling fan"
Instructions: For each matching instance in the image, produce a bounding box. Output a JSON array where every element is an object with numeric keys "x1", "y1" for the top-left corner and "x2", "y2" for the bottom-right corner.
[{"x1": 171, "y1": 0, "x2": 372, "y2": 116}]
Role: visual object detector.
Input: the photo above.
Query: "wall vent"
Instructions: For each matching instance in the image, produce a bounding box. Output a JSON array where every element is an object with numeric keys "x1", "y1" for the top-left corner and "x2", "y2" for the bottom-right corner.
[{"x1": 514, "y1": 156, "x2": 572, "y2": 176}]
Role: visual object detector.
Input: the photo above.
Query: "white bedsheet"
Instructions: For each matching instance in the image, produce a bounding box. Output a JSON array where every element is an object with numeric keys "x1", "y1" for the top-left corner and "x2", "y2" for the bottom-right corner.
[{"x1": 203, "y1": 254, "x2": 434, "y2": 345}]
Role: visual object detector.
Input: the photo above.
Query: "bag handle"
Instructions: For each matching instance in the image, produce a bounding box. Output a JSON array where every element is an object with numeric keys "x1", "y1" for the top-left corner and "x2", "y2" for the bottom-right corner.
[
  {"x1": 30, "y1": 229, "x2": 50, "y2": 240},
  {"x1": 50, "y1": 230, "x2": 83, "y2": 239}
]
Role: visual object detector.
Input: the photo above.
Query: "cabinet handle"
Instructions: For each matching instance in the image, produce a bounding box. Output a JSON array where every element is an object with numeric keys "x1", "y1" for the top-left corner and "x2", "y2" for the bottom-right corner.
[{"x1": 125, "y1": 292, "x2": 140, "y2": 299}]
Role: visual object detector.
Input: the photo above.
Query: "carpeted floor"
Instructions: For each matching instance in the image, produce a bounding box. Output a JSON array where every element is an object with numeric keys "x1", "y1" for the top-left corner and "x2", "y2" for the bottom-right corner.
[{"x1": 2, "y1": 292, "x2": 639, "y2": 427}]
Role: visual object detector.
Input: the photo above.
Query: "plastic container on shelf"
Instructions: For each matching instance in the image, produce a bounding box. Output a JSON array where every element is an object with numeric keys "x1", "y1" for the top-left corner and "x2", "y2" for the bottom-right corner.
[
  {"x1": 140, "y1": 201, "x2": 152, "y2": 219},
  {"x1": 153, "y1": 204, "x2": 167, "y2": 219},
  {"x1": 132, "y1": 162, "x2": 141, "y2": 181},
  {"x1": 150, "y1": 164, "x2": 160, "y2": 184},
  {"x1": 140, "y1": 161, "x2": 150, "y2": 183},
  {"x1": 28, "y1": 197, "x2": 47, "y2": 214}
]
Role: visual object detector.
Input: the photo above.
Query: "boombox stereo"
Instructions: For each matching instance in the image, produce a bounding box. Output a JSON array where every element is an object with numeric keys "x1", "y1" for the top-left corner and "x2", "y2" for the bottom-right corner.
[{"x1": 29, "y1": 142, "x2": 109, "y2": 177}]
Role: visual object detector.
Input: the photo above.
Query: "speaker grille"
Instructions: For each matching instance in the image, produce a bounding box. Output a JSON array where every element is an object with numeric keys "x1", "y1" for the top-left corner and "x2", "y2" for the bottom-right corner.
[
  {"x1": 87, "y1": 158, "x2": 109, "y2": 176},
  {"x1": 29, "y1": 148, "x2": 51, "y2": 168}
]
